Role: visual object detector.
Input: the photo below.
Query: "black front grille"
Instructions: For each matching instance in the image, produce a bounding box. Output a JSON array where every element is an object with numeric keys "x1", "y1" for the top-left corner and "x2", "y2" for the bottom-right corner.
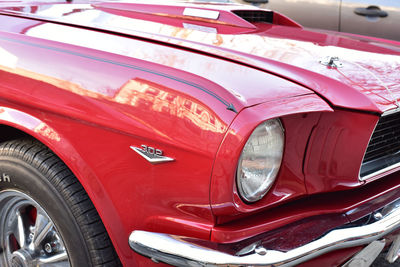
[
  {"x1": 232, "y1": 10, "x2": 273, "y2": 23},
  {"x1": 360, "y1": 112, "x2": 400, "y2": 178}
]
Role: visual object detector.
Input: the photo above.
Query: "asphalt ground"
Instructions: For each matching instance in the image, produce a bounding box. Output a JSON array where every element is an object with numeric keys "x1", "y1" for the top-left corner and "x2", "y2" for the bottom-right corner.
[{"x1": 372, "y1": 251, "x2": 400, "y2": 266}]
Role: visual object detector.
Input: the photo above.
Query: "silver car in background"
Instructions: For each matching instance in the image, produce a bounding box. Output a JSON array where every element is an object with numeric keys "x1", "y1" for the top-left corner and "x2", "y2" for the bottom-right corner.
[{"x1": 234, "y1": 0, "x2": 400, "y2": 41}]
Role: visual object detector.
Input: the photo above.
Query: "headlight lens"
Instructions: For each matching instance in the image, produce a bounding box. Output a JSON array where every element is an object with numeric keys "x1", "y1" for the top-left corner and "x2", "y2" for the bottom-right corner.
[{"x1": 236, "y1": 119, "x2": 284, "y2": 203}]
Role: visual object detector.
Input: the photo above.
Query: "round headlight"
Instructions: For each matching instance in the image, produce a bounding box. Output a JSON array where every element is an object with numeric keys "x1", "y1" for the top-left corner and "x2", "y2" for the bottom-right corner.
[{"x1": 236, "y1": 119, "x2": 284, "y2": 203}]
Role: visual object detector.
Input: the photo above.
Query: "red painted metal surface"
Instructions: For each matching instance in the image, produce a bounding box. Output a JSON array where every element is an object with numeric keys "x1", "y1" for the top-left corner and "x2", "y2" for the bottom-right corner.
[
  {"x1": 304, "y1": 110, "x2": 379, "y2": 193},
  {"x1": 1, "y1": 2, "x2": 400, "y2": 112},
  {"x1": 0, "y1": 1, "x2": 399, "y2": 266}
]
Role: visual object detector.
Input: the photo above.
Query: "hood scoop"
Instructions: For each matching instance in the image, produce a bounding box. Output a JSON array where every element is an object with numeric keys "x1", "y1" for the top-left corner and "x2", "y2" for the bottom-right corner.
[
  {"x1": 233, "y1": 10, "x2": 300, "y2": 27},
  {"x1": 93, "y1": 2, "x2": 302, "y2": 30},
  {"x1": 232, "y1": 10, "x2": 273, "y2": 23}
]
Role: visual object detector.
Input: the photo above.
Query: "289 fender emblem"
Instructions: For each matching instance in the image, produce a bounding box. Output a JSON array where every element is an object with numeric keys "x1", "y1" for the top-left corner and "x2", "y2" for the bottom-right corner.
[
  {"x1": 0, "y1": 173, "x2": 11, "y2": 183},
  {"x1": 130, "y1": 145, "x2": 174, "y2": 164}
]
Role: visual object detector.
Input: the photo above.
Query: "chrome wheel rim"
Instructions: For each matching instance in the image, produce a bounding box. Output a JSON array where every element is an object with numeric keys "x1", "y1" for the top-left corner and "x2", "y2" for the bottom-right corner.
[{"x1": 0, "y1": 190, "x2": 70, "y2": 267}]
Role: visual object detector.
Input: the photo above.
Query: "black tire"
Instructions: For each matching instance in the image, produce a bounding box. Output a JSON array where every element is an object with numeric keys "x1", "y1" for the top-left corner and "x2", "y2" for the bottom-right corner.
[{"x1": 0, "y1": 139, "x2": 121, "y2": 266}]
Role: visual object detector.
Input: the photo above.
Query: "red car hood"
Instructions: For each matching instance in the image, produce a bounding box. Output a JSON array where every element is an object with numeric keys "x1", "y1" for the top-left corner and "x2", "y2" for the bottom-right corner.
[{"x1": 2, "y1": 1, "x2": 400, "y2": 113}]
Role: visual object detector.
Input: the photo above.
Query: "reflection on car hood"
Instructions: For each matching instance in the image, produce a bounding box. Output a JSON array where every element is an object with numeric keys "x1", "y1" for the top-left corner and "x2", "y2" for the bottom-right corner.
[{"x1": 1, "y1": 1, "x2": 400, "y2": 113}]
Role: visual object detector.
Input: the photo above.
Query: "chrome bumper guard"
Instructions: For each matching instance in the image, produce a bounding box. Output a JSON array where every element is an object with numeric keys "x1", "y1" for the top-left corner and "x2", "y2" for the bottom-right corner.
[{"x1": 129, "y1": 202, "x2": 400, "y2": 267}]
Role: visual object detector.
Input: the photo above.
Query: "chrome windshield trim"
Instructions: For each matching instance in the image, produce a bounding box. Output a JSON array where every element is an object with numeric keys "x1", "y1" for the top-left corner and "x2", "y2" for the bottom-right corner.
[{"x1": 129, "y1": 202, "x2": 400, "y2": 267}]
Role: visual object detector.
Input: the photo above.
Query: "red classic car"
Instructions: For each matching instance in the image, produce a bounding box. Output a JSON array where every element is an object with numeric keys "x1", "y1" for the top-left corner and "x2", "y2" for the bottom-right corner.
[{"x1": 0, "y1": 1, "x2": 400, "y2": 266}]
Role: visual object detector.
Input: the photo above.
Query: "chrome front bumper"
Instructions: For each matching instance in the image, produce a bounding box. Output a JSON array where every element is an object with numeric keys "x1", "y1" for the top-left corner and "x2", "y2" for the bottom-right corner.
[{"x1": 129, "y1": 201, "x2": 400, "y2": 267}]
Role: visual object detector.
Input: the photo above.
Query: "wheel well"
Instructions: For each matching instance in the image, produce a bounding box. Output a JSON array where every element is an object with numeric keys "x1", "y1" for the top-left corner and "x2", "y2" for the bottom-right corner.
[
  {"x1": 0, "y1": 124, "x2": 122, "y2": 264},
  {"x1": 0, "y1": 125, "x2": 31, "y2": 143}
]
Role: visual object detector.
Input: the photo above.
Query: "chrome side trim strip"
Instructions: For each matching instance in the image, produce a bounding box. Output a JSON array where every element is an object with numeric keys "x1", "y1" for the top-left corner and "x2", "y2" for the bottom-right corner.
[{"x1": 129, "y1": 203, "x2": 400, "y2": 267}]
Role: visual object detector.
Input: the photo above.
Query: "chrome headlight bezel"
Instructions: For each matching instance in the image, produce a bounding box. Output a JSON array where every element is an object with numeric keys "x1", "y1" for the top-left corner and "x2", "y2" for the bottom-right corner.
[{"x1": 236, "y1": 118, "x2": 285, "y2": 203}]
